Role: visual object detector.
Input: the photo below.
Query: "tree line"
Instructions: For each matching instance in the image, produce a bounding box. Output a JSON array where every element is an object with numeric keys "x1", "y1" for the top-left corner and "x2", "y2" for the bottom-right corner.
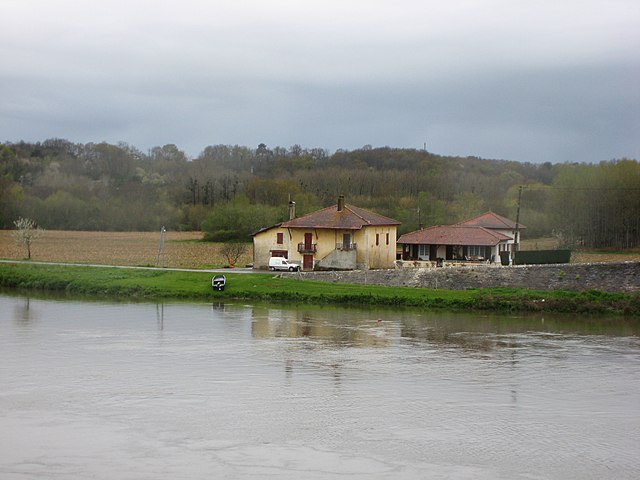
[{"x1": 1, "y1": 139, "x2": 638, "y2": 248}]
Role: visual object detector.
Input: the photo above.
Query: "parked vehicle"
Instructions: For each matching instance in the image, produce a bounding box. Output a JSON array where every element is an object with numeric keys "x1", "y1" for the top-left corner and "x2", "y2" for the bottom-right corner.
[
  {"x1": 268, "y1": 257, "x2": 300, "y2": 271},
  {"x1": 211, "y1": 274, "x2": 226, "y2": 291}
]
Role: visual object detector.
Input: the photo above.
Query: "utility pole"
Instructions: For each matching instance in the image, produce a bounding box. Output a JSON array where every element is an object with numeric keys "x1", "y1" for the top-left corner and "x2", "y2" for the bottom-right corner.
[
  {"x1": 155, "y1": 226, "x2": 166, "y2": 267},
  {"x1": 514, "y1": 186, "x2": 523, "y2": 252}
]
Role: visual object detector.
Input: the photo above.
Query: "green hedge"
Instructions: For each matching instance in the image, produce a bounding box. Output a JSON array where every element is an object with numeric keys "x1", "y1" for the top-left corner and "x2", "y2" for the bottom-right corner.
[{"x1": 514, "y1": 249, "x2": 571, "y2": 265}]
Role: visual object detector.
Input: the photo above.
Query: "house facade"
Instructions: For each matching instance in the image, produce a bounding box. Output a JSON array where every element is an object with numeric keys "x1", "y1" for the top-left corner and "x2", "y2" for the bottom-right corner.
[
  {"x1": 398, "y1": 211, "x2": 524, "y2": 264},
  {"x1": 252, "y1": 196, "x2": 401, "y2": 271}
]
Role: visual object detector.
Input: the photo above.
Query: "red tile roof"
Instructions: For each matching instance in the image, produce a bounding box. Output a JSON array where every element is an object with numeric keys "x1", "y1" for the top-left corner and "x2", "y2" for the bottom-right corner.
[
  {"x1": 252, "y1": 223, "x2": 283, "y2": 236},
  {"x1": 281, "y1": 204, "x2": 400, "y2": 230},
  {"x1": 457, "y1": 211, "x2": 525, "y2": 229},
  {"x1": 397, "y1": 225, "x2": 511, "y2": 246}
]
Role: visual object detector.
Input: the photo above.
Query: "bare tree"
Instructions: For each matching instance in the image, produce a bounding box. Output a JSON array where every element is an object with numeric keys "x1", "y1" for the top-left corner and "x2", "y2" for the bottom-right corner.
[
  {"x1": 12, "y1": 217, "x2": 43, "y2": 260},
  {"x1": 220, "y1": 242, "x2": 248, "y2": 267}
]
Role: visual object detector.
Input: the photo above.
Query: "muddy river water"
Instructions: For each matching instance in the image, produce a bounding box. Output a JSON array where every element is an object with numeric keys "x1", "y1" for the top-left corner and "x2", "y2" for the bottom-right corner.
[{"x1": 1, "y1": 292, "x2": 639, "y2": 479}]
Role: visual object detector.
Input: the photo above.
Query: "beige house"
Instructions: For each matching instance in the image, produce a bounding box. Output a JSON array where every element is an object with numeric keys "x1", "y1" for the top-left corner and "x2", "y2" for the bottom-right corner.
[{"x1": 252, "y1": 196, "x2": 401, "y2": 271}]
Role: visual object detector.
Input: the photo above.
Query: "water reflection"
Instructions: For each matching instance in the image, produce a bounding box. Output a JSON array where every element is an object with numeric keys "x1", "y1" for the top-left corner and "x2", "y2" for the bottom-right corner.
[
  {"x1": 251, "y1": 306, "x2": 399, "y2": 347},
  {"x1": 156, "y1": 303, "x2": 164, "y2": 330},
  {"x1": 248, "y1": 303, "x2": 640, "y2": 351},
  {"x1": 1, "y1": 292, "x2": 639, "y2": 480},
  {"x1": 13, "y1": 296, "x2": 38, "y2": 325}
]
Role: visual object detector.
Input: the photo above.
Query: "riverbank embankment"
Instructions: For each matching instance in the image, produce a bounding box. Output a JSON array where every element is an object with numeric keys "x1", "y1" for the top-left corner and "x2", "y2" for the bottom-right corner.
[
  {"x1": 285, "y1": 262, "x2": 640, "y2": 294},
  {"x1": 1, "y1": 261, "x2": 639, "y2": 315}
]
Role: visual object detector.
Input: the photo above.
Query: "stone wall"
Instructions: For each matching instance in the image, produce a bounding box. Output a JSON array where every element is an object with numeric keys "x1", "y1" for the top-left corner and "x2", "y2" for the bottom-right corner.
[
  {"x1": 315, "y1": 247, "x2": 357, "y2": 271},
  {"x1": 284, "y1": 262, "x2": 640, "y2": 293}
]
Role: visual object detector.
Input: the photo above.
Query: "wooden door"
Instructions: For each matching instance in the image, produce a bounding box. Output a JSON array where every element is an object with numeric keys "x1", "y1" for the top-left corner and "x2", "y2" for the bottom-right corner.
[{"x1": 303, "y1": 254, "x2": 313, "y2": 270}]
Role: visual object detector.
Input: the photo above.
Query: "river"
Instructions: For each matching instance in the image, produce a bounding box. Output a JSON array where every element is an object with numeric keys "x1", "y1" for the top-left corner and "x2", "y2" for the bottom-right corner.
[{"x1": 1, "y1": 292, "x2": 639, "y2": 479}]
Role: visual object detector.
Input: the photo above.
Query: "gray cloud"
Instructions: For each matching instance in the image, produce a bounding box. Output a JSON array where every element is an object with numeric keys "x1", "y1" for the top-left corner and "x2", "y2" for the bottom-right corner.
[{"x1": 1, "y1": 0, "x2": 638, "y2": 162}]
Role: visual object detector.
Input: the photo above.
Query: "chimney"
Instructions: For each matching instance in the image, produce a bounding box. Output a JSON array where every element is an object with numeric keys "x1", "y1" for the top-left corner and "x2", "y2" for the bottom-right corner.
[
  {"x1": 337, "y1": 195, "x2": 345, "y2": 212},
  {"x1": 288, "y1": 200, "x2": 296, "y2": 220}
]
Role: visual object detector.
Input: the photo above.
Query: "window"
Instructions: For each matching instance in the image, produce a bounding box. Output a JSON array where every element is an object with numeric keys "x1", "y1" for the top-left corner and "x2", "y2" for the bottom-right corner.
[
  {"x1": 468, "y1": 245, "x2": 485, "y2": 257},
  {"x1": 276, "y1": 232, "x2": 283, "y2": 245},
  {"x1": 418, "y1": 244, "x2": 429, "y2": 259},
  {"x1": 342, "y1": 233, "x2": 351, "y2": 249},
  {"x1": 386, "y1": 233, "x2": 389, "y2": 245},
  {"x1": 304, "y1": 232, "x2": 313, "y2": 249},
  {"x1": 376, "y1": 234, "x2": 379, "y2": 246}
]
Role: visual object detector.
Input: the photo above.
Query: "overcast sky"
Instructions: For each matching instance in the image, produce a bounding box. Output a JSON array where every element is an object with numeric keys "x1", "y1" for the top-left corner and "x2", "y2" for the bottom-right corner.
[{"x1": 1, "y1": 0, "x2": 638, "y2": 163}]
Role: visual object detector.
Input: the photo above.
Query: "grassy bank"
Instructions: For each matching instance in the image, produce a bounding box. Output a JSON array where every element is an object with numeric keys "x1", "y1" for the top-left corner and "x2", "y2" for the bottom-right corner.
[{"x1": 1, "y1": 262, "x2": 638, "y2": 316}]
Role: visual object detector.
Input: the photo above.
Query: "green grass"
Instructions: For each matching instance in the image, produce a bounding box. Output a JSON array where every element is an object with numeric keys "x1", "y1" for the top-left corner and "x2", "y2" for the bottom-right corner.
[{"x1": 0, "y1": 262, "x2": 638, "y2": 315}]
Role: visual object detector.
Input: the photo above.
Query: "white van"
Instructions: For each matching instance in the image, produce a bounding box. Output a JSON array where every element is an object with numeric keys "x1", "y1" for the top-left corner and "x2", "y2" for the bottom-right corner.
[{"x1": 268, "y1": 257, "x2": 300, "y2": 271}]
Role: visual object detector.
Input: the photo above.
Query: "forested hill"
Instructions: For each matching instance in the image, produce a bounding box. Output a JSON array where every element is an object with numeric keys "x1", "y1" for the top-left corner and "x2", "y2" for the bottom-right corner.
[{"x1": 1, "y1": 139, "x2": 639, "y2": 248}]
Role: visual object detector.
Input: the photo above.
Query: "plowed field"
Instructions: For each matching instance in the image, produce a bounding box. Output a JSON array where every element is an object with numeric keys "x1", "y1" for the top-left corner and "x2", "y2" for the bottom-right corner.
[{"x1": 0, "y1": 230, "x2": 253, "y2": 269}]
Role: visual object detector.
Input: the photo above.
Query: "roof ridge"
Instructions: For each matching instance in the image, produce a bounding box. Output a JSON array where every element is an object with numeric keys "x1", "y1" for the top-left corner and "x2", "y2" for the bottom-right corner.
[
  {"x1": 485, "y1": 211, "x2": 511, "y2": 228},
  {"x1": 477, "y1": 226, "x2": 506, "y2": 239},
  {"x1": 281, "y1": 202, "x2": 400, "y2": 229},
  {"x1": 344, "y1": 204, "x2": 372, "y2": 225},
  {"x1": 281, "y1": 204, "x2": 335, "y2": 225},
  {"x1": 457, "y1": 210, "x2": 519, "y2": 228}
]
